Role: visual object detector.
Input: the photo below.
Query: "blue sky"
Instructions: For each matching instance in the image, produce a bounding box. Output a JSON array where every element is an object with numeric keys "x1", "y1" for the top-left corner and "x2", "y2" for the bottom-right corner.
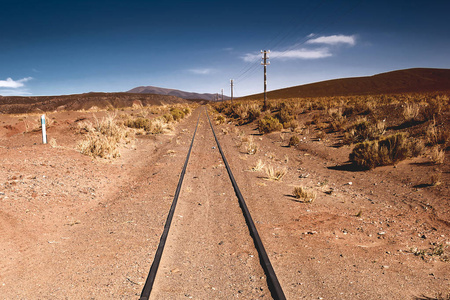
[{"x1": 1, "y1": 0, "x2": 449, "y2": 97}]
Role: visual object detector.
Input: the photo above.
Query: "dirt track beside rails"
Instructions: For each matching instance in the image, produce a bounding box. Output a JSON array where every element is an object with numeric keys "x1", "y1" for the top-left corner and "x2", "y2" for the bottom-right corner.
[{"x1": 0, "y1": 106, "x2": 449, "y2": 299}]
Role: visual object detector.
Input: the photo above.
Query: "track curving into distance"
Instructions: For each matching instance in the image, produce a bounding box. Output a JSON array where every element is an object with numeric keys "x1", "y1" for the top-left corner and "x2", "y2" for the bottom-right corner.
[{"x1": 140, "y1": 108, "x2": 286, "y2": 300}]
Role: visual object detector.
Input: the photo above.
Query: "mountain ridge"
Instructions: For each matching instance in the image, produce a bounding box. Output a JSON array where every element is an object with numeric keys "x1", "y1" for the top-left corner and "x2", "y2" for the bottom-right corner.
[{"x1": 127, "y1": 86, "x2": 229, "y2": 101}]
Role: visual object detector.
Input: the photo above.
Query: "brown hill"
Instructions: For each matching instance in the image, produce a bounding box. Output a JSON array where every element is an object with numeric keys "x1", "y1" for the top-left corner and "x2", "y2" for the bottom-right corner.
[
  {"x1": 240, "y1": 68, "x2": 450, "y2": 100},
  {"x1": 127, "y1": 86, "x2": 230, "y2": 101},
  {"x1": 0, "y1": 92, "x2": 189, "y2": 114}
]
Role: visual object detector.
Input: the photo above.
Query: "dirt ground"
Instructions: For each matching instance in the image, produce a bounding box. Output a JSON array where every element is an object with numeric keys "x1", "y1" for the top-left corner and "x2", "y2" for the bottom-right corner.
[{"x1": 0, "y1": 106, "x2": 448, "y2": 299}]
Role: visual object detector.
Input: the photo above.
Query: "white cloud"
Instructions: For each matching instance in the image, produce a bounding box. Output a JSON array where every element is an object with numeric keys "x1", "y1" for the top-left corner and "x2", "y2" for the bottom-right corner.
[
  {"x1": 242, "y1": 48, "x2": 332, "y2": 62},
  {"x1": 0, "y1": 77, "x2": 33, "y2": 88},
  {"x1": 306, "y1": 34, "x2": 356, "y2": 46},
  {"x1": 272, "y1": 48, "x2": 332, "y2": 60},
  {"x1": 188, "y1": 68, "x2": 214, "y2": 75}
]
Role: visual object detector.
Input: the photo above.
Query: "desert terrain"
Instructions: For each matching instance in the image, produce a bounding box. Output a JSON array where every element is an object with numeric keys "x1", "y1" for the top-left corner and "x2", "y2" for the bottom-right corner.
[{"x1": 0, "y1": 87, "x2": 449, "y2": 299}]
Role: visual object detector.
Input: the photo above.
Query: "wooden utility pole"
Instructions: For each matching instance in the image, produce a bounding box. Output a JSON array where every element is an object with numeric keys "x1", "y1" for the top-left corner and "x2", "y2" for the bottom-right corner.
[
  {"x1": 261, "y1": 50, "x2": 270, "y2": 110},
  {"x1": 230, "y1": 79, "x2": 234, "y2": 102}
]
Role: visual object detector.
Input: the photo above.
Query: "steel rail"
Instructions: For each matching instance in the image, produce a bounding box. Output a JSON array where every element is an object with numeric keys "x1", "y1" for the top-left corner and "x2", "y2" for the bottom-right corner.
[
  {"x1": 139, "y1": 113, "x2": 200, "y2": 300},
  {"x1": 205, "y1": 108, "x2": 286, "y2": 300}
]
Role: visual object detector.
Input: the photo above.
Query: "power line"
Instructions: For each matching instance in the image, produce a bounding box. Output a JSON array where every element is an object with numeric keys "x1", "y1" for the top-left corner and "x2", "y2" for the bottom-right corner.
[{"x1": 230, "y1": 0, "x2": 363, "y2": 94}]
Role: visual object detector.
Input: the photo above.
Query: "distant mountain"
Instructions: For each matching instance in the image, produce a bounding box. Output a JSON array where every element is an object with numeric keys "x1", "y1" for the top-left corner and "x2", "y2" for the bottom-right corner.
[
  {"x1": 240, "y1": 68, "x2": 450, "y2": 100},
  {"x1": 127, "y1": 86, "x2": 229, "y2": 101}
]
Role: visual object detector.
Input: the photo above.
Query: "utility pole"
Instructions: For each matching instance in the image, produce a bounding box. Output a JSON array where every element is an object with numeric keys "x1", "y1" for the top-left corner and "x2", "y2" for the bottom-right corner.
[
  {"x1": 230, "y1": 79, "x2": 234, "y2": 102},
  {"x1": 221, "y1": 89, "x2": 224, "y2": 101},
  {"x1": 261, "y1": 50, "x2": 270, "y2": 110}
]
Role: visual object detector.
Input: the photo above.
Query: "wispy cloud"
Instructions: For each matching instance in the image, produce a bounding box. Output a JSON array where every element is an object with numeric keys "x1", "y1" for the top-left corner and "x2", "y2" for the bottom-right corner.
[
  {"x1": 306, "y1": 34, "x2": 356, "y2": 46},
  {"x1": 241, "y1": 33, "x2": 356, "y2": 62},
  {"x1": 242, "y1": 48, "x2": 331, "y2": 62},
  {"x1": 0, "y1": 77, "x2": 33, "y2": 88},
  {"x1": 188, "y1": 68, "x2": 214, "y2": 75}
]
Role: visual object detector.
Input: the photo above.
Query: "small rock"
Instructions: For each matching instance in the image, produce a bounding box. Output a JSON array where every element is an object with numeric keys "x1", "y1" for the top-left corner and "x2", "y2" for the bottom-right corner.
[{"x1": 378, "y1": 232, "x2": 386, "y2": 235}]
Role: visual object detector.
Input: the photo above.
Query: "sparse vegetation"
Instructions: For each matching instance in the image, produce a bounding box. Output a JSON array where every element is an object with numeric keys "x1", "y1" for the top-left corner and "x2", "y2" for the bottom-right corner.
[
  {"x1": 264, "y1": 165, "x2": 287, "y2": 181},
  {"x1": 343, "y1": 118, "x2": 385, "y2": 144},
  {"x1": 240, "y1": 135, "x2": 258, "y2": 155},
  {"x1": 258, "y1": 116, "x2": 283, "y2": 134},
  {"x1": 430, "y1": 172, "x2": 442, "y2": 186},
  {"x1": 410, "y1": 243, "x2": 448, "y2": 262},
  {"x1": 288, "y1": 135, "x2": 300, "y2": 147},
  {"x1": 251, "y1": 159, "x2": 265, "y2": 172},
  {"x1": 402, "y1": 102, "x2": 420, "y2": 122},
  {"x1": 77, "y1": 114, "x2": 132, "y2": 159},
  {"x1": 430, "y1": 146, "x2": 445, "y2": 164},
  {"x1": 215, "y1": 114, "x2": 226, "y2": 124},
  {"x1": 293, "y1": 186, "x2": 316, "y2": 203},
  {"x1": 349, "y1": 132, "x2": 412, "y2": 169}
]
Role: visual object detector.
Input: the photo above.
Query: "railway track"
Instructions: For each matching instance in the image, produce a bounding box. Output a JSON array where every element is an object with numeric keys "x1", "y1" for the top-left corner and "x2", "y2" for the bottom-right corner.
[{"x1": 140, "y1": 108, "x2": 286, "y2": 300}]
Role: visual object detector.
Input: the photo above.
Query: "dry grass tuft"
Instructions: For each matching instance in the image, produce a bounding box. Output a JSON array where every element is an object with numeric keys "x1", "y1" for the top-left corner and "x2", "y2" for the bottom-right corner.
[
  {"x1": 426, "y1": 119, "x2": 449, "y2": 147},
  {"x1": 264, "y1": 165, "x2": 287, "y2": 181},
  {"x1": 430, "y1": 146, "x2": 445, "y2": 164},
  {"x1": 244, "y1": 135, "x2": 258, "y2": 155},
  {"x1": 293, "y1": 186, "x2": 316, "y2": 203},
  {"x1": 403, "y1": 103, "x2": 420, "y2": 122},
  {"x1": 251, "y1": 159, "x2": 265, "y2": 172},
  {"x1": 430, "y1": 172, "x2": 442, "y2": 186}
]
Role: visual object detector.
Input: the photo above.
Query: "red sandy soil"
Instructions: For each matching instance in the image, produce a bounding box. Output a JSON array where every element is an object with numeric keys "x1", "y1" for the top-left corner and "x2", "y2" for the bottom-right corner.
[{"x1": 0, "y1": 106, "x2": 448, "y2": 299}]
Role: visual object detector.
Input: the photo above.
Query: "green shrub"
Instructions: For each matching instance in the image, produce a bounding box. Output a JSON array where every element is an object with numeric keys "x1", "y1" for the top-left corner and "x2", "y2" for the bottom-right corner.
[
  {"x1": 170, "y1": 108, "x2": 185, "y2": 121},
  {"x1": 258, "y1": 116, "x2": 283, "y2": 134},
  {"x1": 276, "y1": 106, "x2": 294, "y2": 124},
  {"x1": 343, "y1": 119, "x2": 385, "y2": 144},
  {"x1": 349, "y1": 133, "x2": 411, "y2": 169},
  {"x1": 123, "y1": 117, "x2": 152, "y2": 131}
]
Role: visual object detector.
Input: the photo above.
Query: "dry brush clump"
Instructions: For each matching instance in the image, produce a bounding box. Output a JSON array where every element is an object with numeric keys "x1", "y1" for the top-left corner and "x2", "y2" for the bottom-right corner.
[
  {"x1": 349, "y1": 132, "x2": 418, "y2": 169},
  {"x1": 251, "y1": 159, "x2": 265, "y2": 172},
  {"x1": 430, "y1": 146, "x2": 445, "y2": 165},
  {"x1": 402, "y1": 102, "x2": 420, "y2": 122},
  {"x1": 258, "y1": 115, "x2": 283, "y2": 134},
  {"x1": 343, "y1": 118, "x2": 386, "y2": 144},
  {"x1": 213, "y1": 102, "x2": 261, "y2": 125},
  {"x1": 288, "y1": 135, "x2": 300, "y2": 147},
  {"x1": 239, "y1": 135, "x2": 258, "y2": 155},
  {"x1": 77, "y1": 114, "x2": 133, "y2": 159},
  {"x1": 264, "y1": 165, "x2": 287, "y2": 181},
  {"x1": 327, "y1": 107, "x2": 347, "y2": 132},
  {"x1": 293, "y1": 186, "x2": 316, "y2": 203},
  {"x1": 426, "y1": 119, "x2": 449, "y2": 147}
]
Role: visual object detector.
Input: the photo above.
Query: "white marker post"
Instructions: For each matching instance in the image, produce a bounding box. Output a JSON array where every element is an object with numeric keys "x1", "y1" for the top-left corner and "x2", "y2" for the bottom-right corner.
[{"x1": 41, "y1": 115, "x2": 47, "y2": 144}]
